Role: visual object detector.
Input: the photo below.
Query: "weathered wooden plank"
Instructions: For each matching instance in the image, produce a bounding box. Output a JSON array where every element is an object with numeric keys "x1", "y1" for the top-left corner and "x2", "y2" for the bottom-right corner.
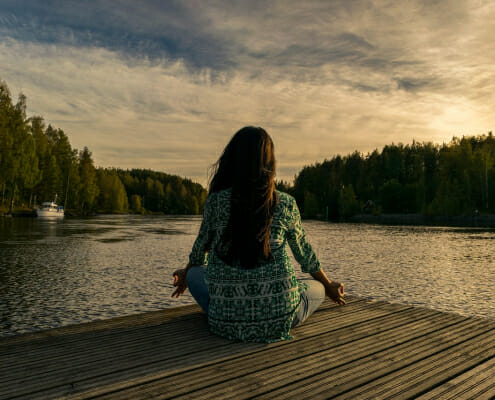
[
  {"x1": 0, "y1": 313, "x2": 205, "y2": 360},
  {"x1": 60, "y1": 306, "x2": 418, "y2": 400},
  {"x1": 0, "y1": 300, "x2": 395, "y2": 400},
  {"x1": 267, "y1": 322, "x2": 494, "y2": 400},
  {"x1": 1, "y1": 304, "x2": 409, "y2": 399},
  {"x1": 0, "y1": 297, "x2": 363, "y2": 363},
  {"x1": 0, "y1": 299, "x2": 366, "y2": 385},
  {"x1": 416, "y1": 356, "x2": 495, "y2": 400},
  {"x1": 0, "y1": 304, "x2": 203, "y2": 347},
  {"x1": 99, "y1": 312, "x2": 471, "y2": 399},
  {"x1": 246, "y1": 319, "x2": 492, "y2": 400},
  {"x1": 0, "y1": 316, "x2": 211, "y2": 374},
  {"x1": 170, "y1": 309, "x2": 441, "y2": 391},
  {"x1": 1, "y1": 324, "x2": 206, "y2": 378},
  {"x1": 331, "y1": 328, "x2": 495, "y2": 400},
  {"x1": 1, "y1": 297, "x2": 493, "y2": 400},
  {"x1": 0, "y1": 333, "x2": 226, "y2": 399},
  {"x1": 0, "y1": 297, "x2": 368, "y2": 377},
  {"x1": 96, "y1": 308, "x2": 436, "y2": 400},
  {"x1": 0, "y1": 296, "x2": 368, "y2": 391},
  {"x1": 179, "y1": 321, "x2": 486, "y2": 400}
]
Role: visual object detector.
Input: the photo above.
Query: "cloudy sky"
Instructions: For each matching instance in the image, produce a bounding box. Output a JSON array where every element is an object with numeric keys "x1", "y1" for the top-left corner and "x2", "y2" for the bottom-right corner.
[{"x1": 1, "y1": 0, "x2": 494, "y2": 185}]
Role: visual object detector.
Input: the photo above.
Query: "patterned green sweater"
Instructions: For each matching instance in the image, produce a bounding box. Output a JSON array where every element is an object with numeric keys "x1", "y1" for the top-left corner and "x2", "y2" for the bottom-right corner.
[{"x1": 189, "y1": 189, "x2": 321, "y2": 342}]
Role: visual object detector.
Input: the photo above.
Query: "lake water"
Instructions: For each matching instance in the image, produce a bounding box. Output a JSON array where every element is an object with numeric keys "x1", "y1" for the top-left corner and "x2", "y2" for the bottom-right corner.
[{"x1": 0, "y1": 215, "x2": 494, "y2": 337}]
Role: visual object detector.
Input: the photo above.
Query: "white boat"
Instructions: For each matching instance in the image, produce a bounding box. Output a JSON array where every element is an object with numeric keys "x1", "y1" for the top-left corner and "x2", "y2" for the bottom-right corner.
[{"x1": 36, "y1": 201, "x2": 64, "y2": 218}]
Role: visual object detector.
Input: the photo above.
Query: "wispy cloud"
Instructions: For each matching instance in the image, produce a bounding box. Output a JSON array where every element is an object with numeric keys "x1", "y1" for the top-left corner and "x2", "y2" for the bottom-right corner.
[{"x1": 0, "y1": 0, "x2": 494, "y2": 185}]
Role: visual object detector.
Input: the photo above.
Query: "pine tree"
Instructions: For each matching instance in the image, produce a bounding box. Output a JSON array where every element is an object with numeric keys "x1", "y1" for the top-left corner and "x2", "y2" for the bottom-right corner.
[{"x1": 79, "y1": 147, "x2": 99, "y2": 214}]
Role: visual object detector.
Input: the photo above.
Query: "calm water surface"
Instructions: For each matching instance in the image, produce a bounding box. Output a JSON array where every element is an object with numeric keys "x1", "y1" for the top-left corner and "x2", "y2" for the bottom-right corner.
[{"x1": 0, "y1": 215, "x2": 494, "y2": 336}]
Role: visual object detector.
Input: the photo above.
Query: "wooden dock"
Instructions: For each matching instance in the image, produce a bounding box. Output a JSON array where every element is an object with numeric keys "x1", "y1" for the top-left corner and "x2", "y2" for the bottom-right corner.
[{"x1": 1, "y1": 296, "x2": 494, "y2": 399}]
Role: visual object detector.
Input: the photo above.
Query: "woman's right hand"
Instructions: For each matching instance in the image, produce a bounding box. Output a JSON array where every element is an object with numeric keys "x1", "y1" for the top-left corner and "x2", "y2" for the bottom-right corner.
[
  {"x1": 325, "y1": 281, "x2": 345, "y2": 305},
  {"x1": 171, "y1": 268, "x2": 188, "y2": 298},
  {"x1": 310, "y1": 269, "x2": 346, "y2": 306}
]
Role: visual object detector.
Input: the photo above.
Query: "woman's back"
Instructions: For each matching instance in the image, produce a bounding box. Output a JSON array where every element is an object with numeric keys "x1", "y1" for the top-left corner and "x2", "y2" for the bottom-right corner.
[
  {"x1": 189, "y1": 188, "x2": 321, "y2": 342},
  {"x1": 172, "y1": 126, "x2": 344, "y2": 343}
]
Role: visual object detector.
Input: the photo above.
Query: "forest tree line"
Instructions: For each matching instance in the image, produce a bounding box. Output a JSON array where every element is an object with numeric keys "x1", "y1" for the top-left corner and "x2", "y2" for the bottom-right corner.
[
  {"x1": 2, "y1": 79, "x2": 494, "y2": 218},
  {"x1": 283, "y1": 133, "x2": 495, "y2": 218},
  {"x1": 0, "y1": 80, "x2": 206, "y2": 215}
]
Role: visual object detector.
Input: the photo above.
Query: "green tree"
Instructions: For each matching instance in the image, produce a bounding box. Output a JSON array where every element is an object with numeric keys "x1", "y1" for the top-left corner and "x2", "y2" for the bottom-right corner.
[
  {"x1": 51, "y1": 128, "x2": 74, "y2": 206},
  {"x1": 97, "y1": 170, "x2": 128, "y2": 213},
  {"x1": 338, "y1": 185, "x2": 361, "y2": 218},
  {"x1": 0, "y1": 82, "x2": 15, "y2": 207},
  {"x1": 303, "y1": 190, "x2": 320, "y2": 217},
  {"x1": 17, "y1": 133, "x2": 40, "y2": 207},
  {"x1": 79, "y1": 147, "x2": 99, "y2": 214},
  {"x1": 379, "y1": 179, "x2": 403, "y2": 213},
  {"x1": 6, "y1": 93, "x2": 39, "y2": 210},
  {"x1": 130, "y1": 194, "x2": 143, "y2": 213},
  {"x1": 65, "y1": 151, "x2": 81, "y2": 210}
]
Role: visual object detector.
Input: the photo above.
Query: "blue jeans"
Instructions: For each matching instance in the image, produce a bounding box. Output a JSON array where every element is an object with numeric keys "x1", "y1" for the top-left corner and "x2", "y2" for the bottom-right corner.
[
  {"x1": 291, "y1": 279, "x2": 325, "y2": 327},
  {"x1": 186, "y1": 266, "x2": 325, "y2": 327},
  {"x1": 186, "y1": 266, "x2": 211, "y2": 314}
]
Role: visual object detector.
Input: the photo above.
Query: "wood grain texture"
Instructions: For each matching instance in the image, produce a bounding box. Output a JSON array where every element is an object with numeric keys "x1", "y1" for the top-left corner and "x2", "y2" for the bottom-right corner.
[{"x1": 0, "y1": 296, "x2": 493, "y2": 400}]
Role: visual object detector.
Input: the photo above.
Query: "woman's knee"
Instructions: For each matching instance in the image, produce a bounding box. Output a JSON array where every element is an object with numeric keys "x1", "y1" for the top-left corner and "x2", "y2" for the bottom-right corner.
[
  {"x1": 186, "y1": 265, "x2": 205, "y2": 286},
  {"x1": 306, "y1": 280, "x2": 325, "y2": 302},
  {"x1": 186, "y1": 266, "x2": 209, "y2": 313}
]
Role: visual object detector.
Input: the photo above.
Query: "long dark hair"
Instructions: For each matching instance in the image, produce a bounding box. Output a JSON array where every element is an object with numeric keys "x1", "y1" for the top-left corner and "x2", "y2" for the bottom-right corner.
[{"x1": 209, "y1": 126, "x2": 278, "y2": 269}]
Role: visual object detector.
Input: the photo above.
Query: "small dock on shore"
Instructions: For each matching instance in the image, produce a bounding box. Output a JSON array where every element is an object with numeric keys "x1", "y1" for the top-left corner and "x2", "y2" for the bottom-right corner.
[{"x1": 1, "y1": 296, "x2": 494, "y2": 399}]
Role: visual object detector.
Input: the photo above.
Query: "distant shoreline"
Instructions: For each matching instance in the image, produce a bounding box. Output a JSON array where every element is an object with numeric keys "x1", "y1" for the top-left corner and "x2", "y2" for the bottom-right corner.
[
  {"x1": 346, "y1": 213, "x2": 495, "y2": 228},
  {"x1": 0, "y1": 208, "x2": 198, "y2": 218},
  {"x1": 2, "y1": 209, "x2": 495, "y2": 228}
]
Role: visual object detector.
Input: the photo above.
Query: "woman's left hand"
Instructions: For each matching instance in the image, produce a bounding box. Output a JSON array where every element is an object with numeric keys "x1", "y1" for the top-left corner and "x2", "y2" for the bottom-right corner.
[{"x1": 171, "y1": 268, "x2": 187, "y2": 298}]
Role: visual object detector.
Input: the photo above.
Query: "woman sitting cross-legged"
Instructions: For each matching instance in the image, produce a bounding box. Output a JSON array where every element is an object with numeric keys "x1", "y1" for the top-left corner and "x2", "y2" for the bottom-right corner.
[{"x1": 172, "y1": 126, "x2": 345, "y2": 343}]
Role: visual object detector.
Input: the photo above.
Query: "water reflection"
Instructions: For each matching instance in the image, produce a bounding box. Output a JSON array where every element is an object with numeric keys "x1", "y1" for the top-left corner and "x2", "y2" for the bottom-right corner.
[
  {"x1": 0, "y1": 216, "x2": 494, "y2": 337},
  {"x1": 304, "y1": 222, "x2": 495, "y2": 321}
]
